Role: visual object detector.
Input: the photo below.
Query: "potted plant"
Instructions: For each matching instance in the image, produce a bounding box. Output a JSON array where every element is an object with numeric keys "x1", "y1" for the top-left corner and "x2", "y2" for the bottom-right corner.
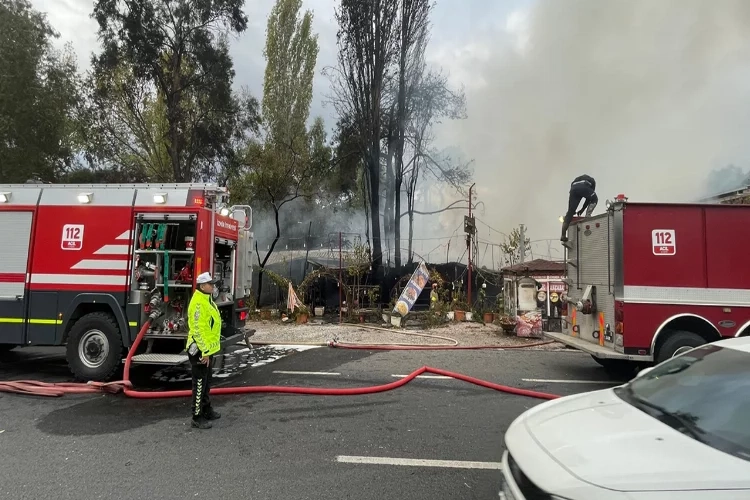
[
  {"x1": 483, "y1": 310, "x2": 495, "y2": 324},
  {"x1": 259, "y1": 309, "x2": 272, "y2": 321},
  {"x1": 453, "y1": 299, "x2": 469, "y2": 321},
  {"x1": 498, "y1": 314, "x2": 516, "y2": 333},
  {"x1": 295, "y1": 305, "x2": 310, "y2": 324}
]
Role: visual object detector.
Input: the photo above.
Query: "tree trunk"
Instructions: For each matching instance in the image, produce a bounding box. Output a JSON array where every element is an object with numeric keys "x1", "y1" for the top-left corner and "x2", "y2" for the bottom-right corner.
[
  {"x1": 407, "y1": 203, "x2": 414, "y2": 264},
  {"x1": 406, "y1": 165, "x2": 419, "y2": 264},
  {"x1": 394, "y1": 174, "x2": 402, "y2": 267},
  {"x1": 393, "y1": 0, "x2": 410, "y2": 269},
  {"x1": 166, "y1": 52, "x2": 185, "y2": 181},
  {"x1": 368, "y1": 147, "x2": 383, "y2": 271},
  {"x1": 255, "y1": 204, "x2": 283, "y2": 304},
  {"x1": 384, "y1": 126, "x2": 396, "y2": 258}
]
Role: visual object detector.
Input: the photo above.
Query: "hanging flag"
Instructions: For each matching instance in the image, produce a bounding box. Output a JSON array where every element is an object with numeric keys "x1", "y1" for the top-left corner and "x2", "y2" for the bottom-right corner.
[
  {"x1": 392, "y1": 261, "x2": 430, "y2": 318},
  {"x1": 287, "y1": 282, "x2": 302, "y2": 311}
]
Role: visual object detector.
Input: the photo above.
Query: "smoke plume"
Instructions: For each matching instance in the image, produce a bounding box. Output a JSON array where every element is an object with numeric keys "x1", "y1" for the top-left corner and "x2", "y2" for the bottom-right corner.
[{"x1": 434, "y1": 0, "x2": 750, "y2": 241}]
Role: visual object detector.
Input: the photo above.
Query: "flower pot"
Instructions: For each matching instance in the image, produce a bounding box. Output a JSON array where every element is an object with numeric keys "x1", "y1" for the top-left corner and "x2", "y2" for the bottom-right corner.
[
  {"x1": 260, "y1": 309, "x2": 271, "y2": 321},
  {"x1": 296, "y1": 313, "x2": 309, "y2": 324},
  {"x1": 314, "y1": 306, "x2": 325, "y2": 317},
  {"x1": 446, "y1": 311, "x2": 455, "y2": 321},
  {"x1": 454, "y1": 310, "x2": 466, "y2": 322},
  {"x1": 483, "y1": 312, "x2": 495, "y2": 324},
  {"x1": 466, "y1": 312, "x2": 473, "y2": 322}
]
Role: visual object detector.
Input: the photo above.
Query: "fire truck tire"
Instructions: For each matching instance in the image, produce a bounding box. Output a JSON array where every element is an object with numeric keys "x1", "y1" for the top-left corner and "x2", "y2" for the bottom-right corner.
[
  {"x1": 655, "y1": 330, "x2": 706, "y2": 365},
  {"x1": 65, "y1": 312, "x2": 123, "y2": 382}
]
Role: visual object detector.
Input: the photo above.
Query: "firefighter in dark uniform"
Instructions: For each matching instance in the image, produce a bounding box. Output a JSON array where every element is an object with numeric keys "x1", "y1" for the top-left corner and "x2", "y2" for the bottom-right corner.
[
  {"x1": 561, "y1": 174, "x2": 598, "y2": 242},
  {"x1": 186, "y1": 272, "x2": 223, "y2": 429}
]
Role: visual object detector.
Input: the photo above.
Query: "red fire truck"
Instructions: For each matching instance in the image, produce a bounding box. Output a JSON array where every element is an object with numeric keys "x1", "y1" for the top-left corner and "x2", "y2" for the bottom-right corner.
[
  {"x1": 545, "y1": 195, "x2": 750, "y2": 371},
  {"x1": 0, "y1": 183, "x2": 254, "y2": 381}
]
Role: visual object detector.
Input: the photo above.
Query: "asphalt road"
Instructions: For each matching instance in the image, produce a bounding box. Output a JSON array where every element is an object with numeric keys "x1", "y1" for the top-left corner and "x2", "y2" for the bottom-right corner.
[{"x1": 0, "y1": 345, "x2": 631, "y2": 500}]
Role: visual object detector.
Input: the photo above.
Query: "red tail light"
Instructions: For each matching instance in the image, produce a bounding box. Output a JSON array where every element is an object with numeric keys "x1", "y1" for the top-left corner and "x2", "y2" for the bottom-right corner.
[
  {"x1": 615, "y1": 301, "x2": 624, "y2": 335},
  {"x1": 237, "y1": 299, "x2": 244, "y2": 308},
  {"x1": 239, "y1": 311, "x2": 247, "y2": 321}
]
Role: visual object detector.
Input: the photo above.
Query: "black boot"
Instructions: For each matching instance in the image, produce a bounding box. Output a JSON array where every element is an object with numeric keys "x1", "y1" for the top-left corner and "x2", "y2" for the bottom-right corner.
[
  {"x1": 203, "y1": 407, "x2": 221, "y2": 420},
  {"x1": 191, "y1": 416, "x2": 212, "y2": 429}
]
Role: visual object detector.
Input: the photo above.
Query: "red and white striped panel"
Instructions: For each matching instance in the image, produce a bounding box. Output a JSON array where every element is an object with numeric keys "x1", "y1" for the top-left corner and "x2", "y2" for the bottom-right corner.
[{"x1": 30, "y1": 230, "x2": 132, "y2": 289}]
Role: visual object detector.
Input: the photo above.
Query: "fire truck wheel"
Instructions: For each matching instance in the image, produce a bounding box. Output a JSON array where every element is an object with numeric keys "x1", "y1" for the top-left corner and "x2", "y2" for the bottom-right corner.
[
  {"x1": 65, "y1": 312, "x2": 123, "y2": 382},
  {"x1": 655, "y1": 330, "x2": 706, "y2": 365}
]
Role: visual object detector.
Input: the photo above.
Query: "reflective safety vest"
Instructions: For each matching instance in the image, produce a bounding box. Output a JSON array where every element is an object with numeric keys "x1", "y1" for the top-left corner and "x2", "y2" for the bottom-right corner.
[{"x1": 186, "y1": 290, "x2": 222, "y2": 357}]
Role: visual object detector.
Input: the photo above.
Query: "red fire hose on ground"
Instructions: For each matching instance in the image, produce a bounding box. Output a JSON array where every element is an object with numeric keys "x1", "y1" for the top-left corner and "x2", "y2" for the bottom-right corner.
[{"x1": 0, "y1": 319, "x2": 562, "y2": 400}]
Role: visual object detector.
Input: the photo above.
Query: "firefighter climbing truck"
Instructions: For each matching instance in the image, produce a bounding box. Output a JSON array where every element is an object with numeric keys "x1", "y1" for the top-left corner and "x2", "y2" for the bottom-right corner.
[
  {"x1": 545, "y1": 194, "x2": 750, "y2": 370},
  {"x1": 0, "y1": 183, "x2": 254, "y2": 381}
]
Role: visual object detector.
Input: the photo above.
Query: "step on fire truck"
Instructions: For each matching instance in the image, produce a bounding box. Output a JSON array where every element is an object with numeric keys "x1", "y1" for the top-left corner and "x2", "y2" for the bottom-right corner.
[
  {"x1": 0, "y1": 183, "x2": 254, "y2": 381},
  {"x1": 545, "y1": 194, "x2": 750, "y2": 371}
]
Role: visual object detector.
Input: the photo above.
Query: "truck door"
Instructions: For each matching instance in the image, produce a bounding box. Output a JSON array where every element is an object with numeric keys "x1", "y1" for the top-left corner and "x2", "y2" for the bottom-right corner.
[{"x1": 0, "y1": 211, "x2": 34, "y2": 345}]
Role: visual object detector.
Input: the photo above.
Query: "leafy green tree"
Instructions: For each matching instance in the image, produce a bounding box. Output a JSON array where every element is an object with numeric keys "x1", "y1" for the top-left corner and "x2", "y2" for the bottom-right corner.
[
  {"x1": 0, "y1": 0, "x2": 83, "y2": 182},
  {"x1": 90, "y1": 0, "x2": 255, "y2": 182},
  {"x1": 261, "y1": 0, "x2": 318, "y2": 151},
  {"x1": 229, "y1": 0, "x2": 323, "y2": 301},
  {"x1": 80, "y1": 62, "x2": 174, "y2": 181}
]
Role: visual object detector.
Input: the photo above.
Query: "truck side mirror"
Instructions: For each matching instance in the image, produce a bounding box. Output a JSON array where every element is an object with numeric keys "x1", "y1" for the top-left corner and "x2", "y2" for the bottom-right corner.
[{"x1": 231, "y1": 207, "x2": 252, "y2": 230}]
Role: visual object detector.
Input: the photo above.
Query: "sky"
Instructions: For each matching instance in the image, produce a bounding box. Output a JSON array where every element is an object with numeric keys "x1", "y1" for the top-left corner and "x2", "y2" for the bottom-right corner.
[{"x1": 30, "y1": 0, "x2": 750, "y2": 261}]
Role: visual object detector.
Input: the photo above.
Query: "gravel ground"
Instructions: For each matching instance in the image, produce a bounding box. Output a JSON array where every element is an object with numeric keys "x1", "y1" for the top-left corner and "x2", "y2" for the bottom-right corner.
[{"x1": 244, "y1": 318, "x2": 567, "y2": 350}]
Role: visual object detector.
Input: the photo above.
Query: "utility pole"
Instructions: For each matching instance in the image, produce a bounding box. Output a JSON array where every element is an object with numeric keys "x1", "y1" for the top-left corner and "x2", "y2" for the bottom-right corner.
[
  {"x1": 519, "y1": 224, "x2": 526, "y2": 264},
  {"x1": 466, "y1": 183, "x2": 476, "y2": 306}
]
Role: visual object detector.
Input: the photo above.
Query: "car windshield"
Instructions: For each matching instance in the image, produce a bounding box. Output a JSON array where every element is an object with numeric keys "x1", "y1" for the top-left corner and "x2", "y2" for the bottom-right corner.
[{"x1": 614, "y1": 343, "x2": 750, "y2": 461}]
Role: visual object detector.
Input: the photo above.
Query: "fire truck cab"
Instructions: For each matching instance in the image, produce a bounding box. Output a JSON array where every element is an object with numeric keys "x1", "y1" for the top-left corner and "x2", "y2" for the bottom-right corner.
[
  {"x1": 0, "y1": 183, "x2": 254, "y2": 381},
  {"x1": 545, "y1": 195, "x2": 750, "y2": 372}
]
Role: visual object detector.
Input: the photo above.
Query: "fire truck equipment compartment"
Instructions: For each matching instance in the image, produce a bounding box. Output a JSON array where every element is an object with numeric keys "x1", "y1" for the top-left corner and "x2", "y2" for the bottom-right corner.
[
  {"x1": 0, "y1": 183, "x2": 253, "y2": 382},
  {"x1": 546, "y1": 197, "x2": 750, "y2": 371}
]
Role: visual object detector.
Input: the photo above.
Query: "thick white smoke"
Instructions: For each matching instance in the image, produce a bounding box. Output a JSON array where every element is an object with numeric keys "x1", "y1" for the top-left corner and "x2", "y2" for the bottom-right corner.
[{"x1": 434, "y1": 0, "x2": 750, "y2": 241}]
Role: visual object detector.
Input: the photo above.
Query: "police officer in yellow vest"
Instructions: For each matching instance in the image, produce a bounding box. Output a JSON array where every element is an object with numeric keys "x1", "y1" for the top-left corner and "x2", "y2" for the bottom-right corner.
[{"x1": 186, "y1": 272, "x2": 223, "y2": 429}]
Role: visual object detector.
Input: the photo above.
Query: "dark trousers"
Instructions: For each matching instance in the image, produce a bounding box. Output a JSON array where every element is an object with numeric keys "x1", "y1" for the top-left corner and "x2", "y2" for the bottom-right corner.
[
  {"x1": 189, "y1": 351, "x2": 212, "y2": 419},
  {"x1": 561, "y1": 185, "x2": 597, "y2": 240}
]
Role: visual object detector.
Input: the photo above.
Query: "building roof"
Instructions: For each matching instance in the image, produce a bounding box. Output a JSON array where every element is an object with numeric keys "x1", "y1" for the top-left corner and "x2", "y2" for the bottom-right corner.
[
  {"x1": 696, "y1": 183, "x2": 750, "y2": 204},
  {"x1": 501, "y1": 258, "x2": 566, "y2": 275}
]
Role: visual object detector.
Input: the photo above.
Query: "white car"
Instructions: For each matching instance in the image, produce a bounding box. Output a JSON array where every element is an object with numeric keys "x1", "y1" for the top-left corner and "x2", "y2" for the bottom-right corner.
[{"x1": 499, "y1": 337, "x2": 750, "y2": 499}]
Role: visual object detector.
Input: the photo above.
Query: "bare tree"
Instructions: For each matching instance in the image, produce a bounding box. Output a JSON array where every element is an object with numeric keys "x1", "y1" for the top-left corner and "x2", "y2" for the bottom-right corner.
[
  {"x1": 402, "y1": 68, "x2": 469, "y2": 261},
  {"x1": 325, "y1": 0, "x2": 400, "y2": 272},
  {"x1": 500, "y1": 227, "x2": 532, "y2": 267},
  {"x1": 391, "y1": 0, "x2": 431, "y2": 267}
]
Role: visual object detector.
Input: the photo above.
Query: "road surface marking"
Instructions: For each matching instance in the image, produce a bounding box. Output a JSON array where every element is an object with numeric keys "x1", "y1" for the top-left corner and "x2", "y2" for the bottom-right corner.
[
  {"x1": 273, "y1": 370, "x2": 341, "y2": 376},
  {"x1": 336, "y1": 455, "x2": 501, "y2": 470},
  {"x1": 522, "y1": 378, "x2": 621, "y2": 385},
  {"x1": 391, "y1": 374, "x2": 453, "y2": 379}
]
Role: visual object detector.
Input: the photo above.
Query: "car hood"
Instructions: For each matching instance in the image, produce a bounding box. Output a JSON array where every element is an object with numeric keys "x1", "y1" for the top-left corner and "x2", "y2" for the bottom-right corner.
[{"x1": 522, "y1": 388, "x2": 750, "y2": 492}]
